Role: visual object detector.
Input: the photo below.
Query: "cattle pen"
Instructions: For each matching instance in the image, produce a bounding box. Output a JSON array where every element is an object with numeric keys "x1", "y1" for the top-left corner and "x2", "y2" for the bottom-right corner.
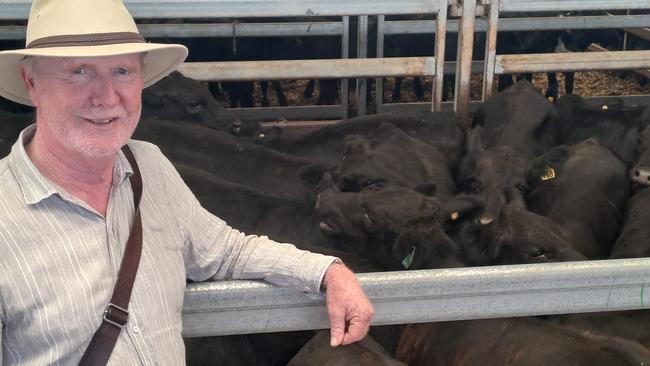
[{"x1": 4, "y1": 0, "x2": 650, "y2": 341}]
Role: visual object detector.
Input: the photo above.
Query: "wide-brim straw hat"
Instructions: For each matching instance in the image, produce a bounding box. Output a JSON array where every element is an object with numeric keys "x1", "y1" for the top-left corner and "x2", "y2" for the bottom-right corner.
[{"x1": 0, "y1": 0, "x2": 188, "y2": 106}]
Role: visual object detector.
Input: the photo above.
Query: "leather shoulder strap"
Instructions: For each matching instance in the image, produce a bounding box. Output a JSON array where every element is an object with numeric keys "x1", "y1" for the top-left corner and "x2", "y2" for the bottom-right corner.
[{"x1": 79, "y1": 144, "x2": 144, "y2": 366}]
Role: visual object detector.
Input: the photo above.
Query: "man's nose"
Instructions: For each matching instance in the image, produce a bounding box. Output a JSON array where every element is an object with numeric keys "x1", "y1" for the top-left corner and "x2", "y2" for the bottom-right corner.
[{"x1": 91, "y1": 74, "x2": 119, "y2": 107}]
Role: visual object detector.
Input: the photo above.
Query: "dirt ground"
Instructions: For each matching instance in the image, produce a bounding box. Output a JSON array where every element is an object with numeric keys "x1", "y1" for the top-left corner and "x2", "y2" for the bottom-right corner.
[{"x1": 227, "y1": 70, "x2": 650, "y2": 111}]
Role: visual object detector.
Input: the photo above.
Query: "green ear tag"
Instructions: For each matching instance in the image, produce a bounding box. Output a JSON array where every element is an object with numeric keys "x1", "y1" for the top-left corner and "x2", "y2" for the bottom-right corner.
[{"x1": 402, "y1": 246, "x2": 416, "y2": 269}]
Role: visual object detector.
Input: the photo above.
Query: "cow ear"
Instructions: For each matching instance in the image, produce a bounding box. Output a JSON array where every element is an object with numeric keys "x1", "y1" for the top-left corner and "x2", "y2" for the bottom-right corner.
[
  {"x1": 415, "y1": 183, "x2": 437, "y2": 197},
  {"x1": 442, "y1": 194, "x2": 485, "y2": 228},
  {"x1": 466, "y1": 126, "x2": 484, "y2": 154},
  {"x1": 299, "y1": 164, "x2": 329, "y2": 193}
]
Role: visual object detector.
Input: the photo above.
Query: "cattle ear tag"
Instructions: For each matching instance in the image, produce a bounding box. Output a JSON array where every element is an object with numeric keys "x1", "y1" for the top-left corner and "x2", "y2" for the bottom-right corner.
[
  {"x1": 547, "y1": 96, "x2": 555, "y2": 103},
  {"x1": 402, "y1": 246, "x2": 416, "y2": 269},
  {"x1": 540, "y1": 166, "x2": 556, "y2": 181}
]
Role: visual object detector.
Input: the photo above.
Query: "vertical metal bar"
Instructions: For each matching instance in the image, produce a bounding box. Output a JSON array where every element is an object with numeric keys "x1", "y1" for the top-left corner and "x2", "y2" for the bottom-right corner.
[
  {"x1": 432, "y1": 2, "x2": 447, "y2": 112},
  {"x1": 357, "y1": 15, "x2": 369, "y2": 116},
  {"x1": 342, "y1": 16, "x2": 350, "y2": 119},
  {"x1": 482, "y1": 0, "x2": 499, "y2": 100},
  {"x1": 376, "y1": 15, "x2": 385, "y2": 113},
  {"x1": 454, "y1": 0, "x2": 477, "y2": 122}
]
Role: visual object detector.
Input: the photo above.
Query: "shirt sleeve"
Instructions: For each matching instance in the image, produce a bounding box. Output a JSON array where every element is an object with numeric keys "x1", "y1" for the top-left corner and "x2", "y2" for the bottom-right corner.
[{"x1": 157, "y1": 152, "x2": 337, "y2": 294}]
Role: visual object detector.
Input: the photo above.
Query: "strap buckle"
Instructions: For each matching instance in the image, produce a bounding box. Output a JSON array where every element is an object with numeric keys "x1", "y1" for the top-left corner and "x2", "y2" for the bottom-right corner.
[{"x1": 103, "y1": 303, "x2": 129, "y2": 329}]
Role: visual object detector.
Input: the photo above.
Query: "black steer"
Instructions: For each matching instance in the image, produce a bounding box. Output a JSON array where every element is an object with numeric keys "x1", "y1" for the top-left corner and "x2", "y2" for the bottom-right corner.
[
  {"x1": 336, "y1": 123, "x2": 456, "y2": 199},
  {"x1": 142, "y1": 71, "x2": 261, "y2": 136},
  {"x1": 396, "y1": 317, "x2": 650, "y2": 366},
  {"x1": 133, "y1": 118, "x2": 316, "y2": 200},
  {"x1": 527, "y1": 139, "x2": 629, "y2": 259},
  {"x1": 555, "y1": 94, "x2": 650, "y2": 168}
]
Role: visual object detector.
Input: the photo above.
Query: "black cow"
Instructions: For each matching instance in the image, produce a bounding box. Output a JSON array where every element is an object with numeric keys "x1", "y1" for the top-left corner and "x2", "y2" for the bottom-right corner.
[
  {"x1": 472, "y1": 80, "x2": 559, "y2": 158},
  {"x1": 396, "y1": 317, "x2": 650, "y2": 366},
  {"x1": 335, "y1": 123, "x2": 456, "y2": 199},
  {"x1": 133, "y1": 119, "x2": 315, "y2": 199},
  {"x1": 457, "y1": 140, "x2": 531, "y2": 224},
  {"x1": 263, "y1": 110, "x2": 466, "y2": 173},
  {"x1": 610, "y1": 187, "x2": 650, "y2": 259},
  {"x1": 288, "y1": 331, "x2": 406, "y2": 366},
  {"x1": 141, "y1": 71, "x2": 261, "y2": 137},
  {"x1": 527, "y1": 139, "x2": 629, "y2": 259},
  {"x1": 630, "y1": 124, "x2": 650, "y2": 186},
  {"x1": 555, "y1": 94, "x2": 650, "y2": 167},
  {"x1": 175, "y1": 163, "x2": 374, "y2": 272},
  {"x1": 458, "y1": 80, "x2": 559, "y2": 223},
  {"x1": 455, "y1": 204, "x2": 587, "y2": 266}
]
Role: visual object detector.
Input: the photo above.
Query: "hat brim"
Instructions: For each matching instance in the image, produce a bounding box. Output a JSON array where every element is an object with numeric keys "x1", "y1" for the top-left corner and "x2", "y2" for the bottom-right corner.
[{"x1": 0, "y1": 42, "x2": 188, "y2": 106}]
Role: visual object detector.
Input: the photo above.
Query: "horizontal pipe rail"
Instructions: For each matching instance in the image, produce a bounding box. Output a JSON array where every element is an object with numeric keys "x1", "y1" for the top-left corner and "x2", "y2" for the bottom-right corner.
[
  {"x1": 5, "y1": 14, "x2": 650, "y2": 40},
  {"x1": 499, "y1": 0, "x2": 650, "y2": 13},
  {"x1": 383, "y1": 15, "x2": 650, "y2": 35},
  {"x1": 495, "y1": 49, "x2": 650, "y2": 74},
  {"x1": 1, "y1": 0, "x2": 446, "y2": 20},
  {"x1": 182, "y1": 258, "x2": 650, "y2": 337},
  {"x1": 177, "y1": 57, "x2": 436, "y2": 81}
]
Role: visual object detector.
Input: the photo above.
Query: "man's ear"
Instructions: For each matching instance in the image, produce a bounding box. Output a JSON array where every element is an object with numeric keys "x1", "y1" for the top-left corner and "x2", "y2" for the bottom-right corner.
[{"x1": 20, "y1": 66, "x2": 38, "y2": 105}]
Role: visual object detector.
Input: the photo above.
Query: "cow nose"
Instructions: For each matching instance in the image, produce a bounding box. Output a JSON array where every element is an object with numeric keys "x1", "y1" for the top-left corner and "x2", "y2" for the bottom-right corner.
[{"x1": 631, "y1": 166, "x2": 650, "y2": 186}]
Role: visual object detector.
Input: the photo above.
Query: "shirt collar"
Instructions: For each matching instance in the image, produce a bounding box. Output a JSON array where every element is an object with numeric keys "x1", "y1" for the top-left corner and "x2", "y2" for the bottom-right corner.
[{"x1": 9, "y1": 125, "x2": 134, "y2": 205}]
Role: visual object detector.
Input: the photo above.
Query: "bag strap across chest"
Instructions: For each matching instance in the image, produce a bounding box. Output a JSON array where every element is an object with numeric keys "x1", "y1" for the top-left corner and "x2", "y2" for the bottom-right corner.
[{"x1": 79, "y1": 145, "x2": 143, "y2": 366}]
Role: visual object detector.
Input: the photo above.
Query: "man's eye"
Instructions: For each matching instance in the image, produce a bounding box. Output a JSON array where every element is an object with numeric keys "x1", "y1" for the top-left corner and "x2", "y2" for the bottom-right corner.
[
  {"x1": 116, "y1": 67, "x2": 130, "y2": 75},
  {"x1": 72, "y1": 68, "x2": 89, "y2": 75}
]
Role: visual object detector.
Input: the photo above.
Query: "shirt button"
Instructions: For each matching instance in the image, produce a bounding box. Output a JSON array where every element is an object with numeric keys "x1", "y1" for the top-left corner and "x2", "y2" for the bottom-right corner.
[{"x1": 132, "y1": 325, "x2": 140, "y2": 334}]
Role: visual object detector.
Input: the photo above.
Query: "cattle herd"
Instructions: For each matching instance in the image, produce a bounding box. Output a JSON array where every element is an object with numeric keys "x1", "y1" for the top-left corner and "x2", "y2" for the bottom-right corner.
[{"x1": 4, "y1": 70, "x2": 650, "y2": 365}]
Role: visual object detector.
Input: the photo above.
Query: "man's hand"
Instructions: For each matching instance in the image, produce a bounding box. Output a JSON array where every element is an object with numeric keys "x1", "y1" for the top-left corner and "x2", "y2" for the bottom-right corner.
[{"x1": 322, "y1": 261, "x2": 374, "y2": 347}]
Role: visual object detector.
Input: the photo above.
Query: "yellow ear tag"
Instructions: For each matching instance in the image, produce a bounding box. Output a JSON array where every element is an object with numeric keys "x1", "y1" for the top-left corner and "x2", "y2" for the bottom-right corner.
[
  {"x1": 547, "y1": 96, "x2": 555, "y2": 102},
  {"x1": 540, "y1": 166, "x2": 556, "y2": 181},
  {"x1": 602, "y1": 105, "x2": 608, "y2": 110},
  {"x1": 450, "y1": 212, "x2": 460, "y2": 221}
]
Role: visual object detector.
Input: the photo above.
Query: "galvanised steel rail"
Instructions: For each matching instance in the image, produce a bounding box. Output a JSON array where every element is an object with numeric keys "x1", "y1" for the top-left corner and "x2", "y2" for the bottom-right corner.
[
  {"x1": 1, "y1": 0, "x2": 444, "y2": 19},
  {"x1": 8, "y1": 14, "x2": 650, "y2": 40},
  {"x1": 498, "y1": 0, "x2": 650, "y2": 13},
  {"x1": 183, "y1": 258, "x2": 650, "y2": 337}
]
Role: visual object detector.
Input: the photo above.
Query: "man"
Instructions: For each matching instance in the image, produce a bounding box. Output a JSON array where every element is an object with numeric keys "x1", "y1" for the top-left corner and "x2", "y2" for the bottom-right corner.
[{"x1": 0, "y1": 0, "x2": 374, "y2": 364}]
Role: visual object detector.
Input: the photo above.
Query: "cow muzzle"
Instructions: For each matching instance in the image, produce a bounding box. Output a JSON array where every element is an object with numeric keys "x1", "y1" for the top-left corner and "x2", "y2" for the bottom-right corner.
[{"x1": 631, "y1": 166, "x2": 650, "y2": 186}]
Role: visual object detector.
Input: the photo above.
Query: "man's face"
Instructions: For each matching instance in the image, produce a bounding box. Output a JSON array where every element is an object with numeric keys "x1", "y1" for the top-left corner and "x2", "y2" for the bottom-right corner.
[{"x1": 23, "y1": 54, "x2": 143, "y2": 158}]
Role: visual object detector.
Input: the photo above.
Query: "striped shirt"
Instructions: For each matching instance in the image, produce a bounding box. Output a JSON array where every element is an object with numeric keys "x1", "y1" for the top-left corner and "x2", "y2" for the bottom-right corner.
[{"x1": 0, "y1": 125, "x2": 336, "y2": 365}]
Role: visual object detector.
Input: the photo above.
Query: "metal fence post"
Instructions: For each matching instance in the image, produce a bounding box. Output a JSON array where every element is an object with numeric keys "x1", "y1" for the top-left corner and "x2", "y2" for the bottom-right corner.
[
  {"x1": 356, "y1": 15, "x2": 369, "y2": 116},
  {"x1": 482, "y1": 0, "x2": 499, "y2": 100},
  {"x1": 376, "y1": 15, "x2": 386, "y2": 113},
  {"x1": 342, "y1": 16, "x2": 350, "y2": 119},
  {"x1": 454, "y1": 0, "x2": 477, "y2": 122},
  {"x1": 432, "y1": 0, "x2": 448, "y2": 111}
]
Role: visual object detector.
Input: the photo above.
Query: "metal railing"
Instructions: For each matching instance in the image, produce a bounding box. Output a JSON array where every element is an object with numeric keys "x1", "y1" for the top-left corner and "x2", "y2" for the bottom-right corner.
[
  {"x1": 183, "y1": 258, "x2": 650, "y2": 337},
  {"x1": 467, "y1": 0, "x2": 650, "y2": 120}
]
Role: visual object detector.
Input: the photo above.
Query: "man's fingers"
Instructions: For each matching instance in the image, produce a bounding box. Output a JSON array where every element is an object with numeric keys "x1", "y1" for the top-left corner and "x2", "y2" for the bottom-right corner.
[
  {"x1": 328, "y1": 304, "x2": 346, "y2": 347},
  {"x1": 340, "y1": 316, "x2": 371, "y2": 345}
]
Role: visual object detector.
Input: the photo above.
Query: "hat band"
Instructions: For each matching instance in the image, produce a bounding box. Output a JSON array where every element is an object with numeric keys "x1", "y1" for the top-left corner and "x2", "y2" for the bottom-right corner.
[{"x1": 27, "y1": 32, "x2": 145, "y2": 49}]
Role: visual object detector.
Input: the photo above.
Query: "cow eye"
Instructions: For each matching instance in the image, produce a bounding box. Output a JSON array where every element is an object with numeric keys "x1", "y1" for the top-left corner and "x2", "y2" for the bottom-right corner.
[
  {"x1": 362, "y1": 180, "x2": 376, "y2": 188},
  {"x1": 515, "y1": 183, "x2": 529, "y2": 193},
  {"x1": 530, "y1": 249, "x2": 550, "y2": 260},
  {"x1": 188, "y1": 100, "x2": 203, "y2": 110}
]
